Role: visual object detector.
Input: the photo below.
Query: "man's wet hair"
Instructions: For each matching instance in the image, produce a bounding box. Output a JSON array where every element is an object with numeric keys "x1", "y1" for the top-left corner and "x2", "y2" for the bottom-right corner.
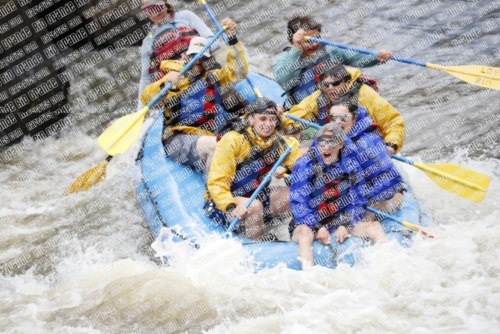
[
  {"x1": 248, "y1": 97, "x2": 278, "y2": 116},
  {"x1": 247, "y1": 97, "x2": 283, "y2": 130},
  {"x1": 319, "y1": 64, "x2": 351, "y2": 83},
  {"x1": 287, "y1": 15, "x2": 322, "y2": 43}
]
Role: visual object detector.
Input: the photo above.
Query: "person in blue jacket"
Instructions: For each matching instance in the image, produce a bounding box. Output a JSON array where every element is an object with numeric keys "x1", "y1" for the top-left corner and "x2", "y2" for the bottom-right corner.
[
  {"x1": 329, "y1": 94, "x2": 405, "y2": 215},
  {"x1": 290, "y1": 123, "x2": 386, "y2": 269},
  {"x1": 273, "y1": 15, "x2": 393, "y2": 107}
]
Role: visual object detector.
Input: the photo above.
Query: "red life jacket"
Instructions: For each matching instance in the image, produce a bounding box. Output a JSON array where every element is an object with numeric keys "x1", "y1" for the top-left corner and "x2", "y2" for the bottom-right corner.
[
  {"x1": 317, "y1": 178, "x2": 341, "y2": 220},
  {"x1": 168, "y1": 71, "x2": 228, "y2": 132},
  {"x1": 149, "y1": 15, "x2": 199, "y2": 81},
  {"x1": 231, "y1": 136, "x2": 288, "y2": 197},
  {"x1": 310, "y1": 153, "x2": 351, "y2": 224},
  {"x1": 286, "y1": 46, "x2": 330, "y2": 106}
]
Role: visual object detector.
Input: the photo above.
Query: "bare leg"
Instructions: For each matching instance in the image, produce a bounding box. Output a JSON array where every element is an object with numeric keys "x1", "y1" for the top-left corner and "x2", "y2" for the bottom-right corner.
[
  {"x1": 235, "y1": 187, "x2": 290, "y2": 239},
  {"x1": 351, "y1": 221, "x2": 387, "y2": 243},
  {"x1": 365, "y1": 191, "x2": 404, "y2": 221},
  {"x1": 196, "y1": 136, "x2": 217, "y2": 174},
  {"x1": 292, "y1": 224, "x2": 315, "y2": 269},
  {"x1": 270, "y1": 187, "x2": 290, "y2": 217},
  {"x1": 383, "y1": 191, "x2": 404, "y2": 212}
]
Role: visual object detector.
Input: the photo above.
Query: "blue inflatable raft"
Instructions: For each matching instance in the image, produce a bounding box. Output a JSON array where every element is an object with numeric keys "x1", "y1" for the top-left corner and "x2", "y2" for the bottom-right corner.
[{"x1": 136, "y1": 72, "x2": 429, "y2": 270}]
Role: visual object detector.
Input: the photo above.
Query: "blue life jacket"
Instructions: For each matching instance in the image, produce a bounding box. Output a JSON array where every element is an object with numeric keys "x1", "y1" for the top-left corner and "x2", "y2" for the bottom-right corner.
[
  {"x1": 290, "y1": 138, "x2": 367, "y2": 231},
  {"x1": 310, "y1": 150, "x2": 352, "y2": 225},
  {"x1": 231, "y1": 135, "x2": 288, "y2": 198},
  {"x1": 287, "y1": 46, "x2": 330, "y2": 106},
  {"x1": 347, "y1": 106, "x2": 404, "y2": 202},
  {"x1": 168, "y1": 72, "x2": 230, "y2": 133}
]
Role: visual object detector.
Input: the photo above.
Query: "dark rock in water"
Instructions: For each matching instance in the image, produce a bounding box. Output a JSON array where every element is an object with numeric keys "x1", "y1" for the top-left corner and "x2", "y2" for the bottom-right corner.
[{"x1": 0, "y1": 0, "x2": 148, "y2": 150}]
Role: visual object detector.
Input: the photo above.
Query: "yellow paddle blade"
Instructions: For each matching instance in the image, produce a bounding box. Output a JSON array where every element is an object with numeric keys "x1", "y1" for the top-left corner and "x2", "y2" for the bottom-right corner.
[
  {"x1": 67, "y1": 160, "x2": 108, "y2": 194},
  {"x1": 427, "y1": 64, "x2": 500, "y2": 90},
  {"x1": 401, "y1": 221, "x2": 436, "y2": 238},
  {"x1": 414, "y1": 162, "x2": 490, "y2": 202},
  {"x1": 97, "y1": 107, "x2": 149, "y2": 156}
]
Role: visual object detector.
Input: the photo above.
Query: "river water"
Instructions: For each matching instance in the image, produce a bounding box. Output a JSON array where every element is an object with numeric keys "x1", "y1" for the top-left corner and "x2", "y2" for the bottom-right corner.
[{"x1": 1, "y1": 0, "x2": 500, "y2": 332}]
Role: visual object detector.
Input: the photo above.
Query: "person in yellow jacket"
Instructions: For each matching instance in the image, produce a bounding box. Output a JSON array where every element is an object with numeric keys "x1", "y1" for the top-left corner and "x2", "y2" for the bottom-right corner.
[
  {"x1": 205, "y1": 98, "x2": 302, "y2": 240},
  {"x1": 140, "y1": 17, "x2": 248, "y2": 174},
  {"x1": 282, "y1": 64, "x2": 405, "y2": 154}
]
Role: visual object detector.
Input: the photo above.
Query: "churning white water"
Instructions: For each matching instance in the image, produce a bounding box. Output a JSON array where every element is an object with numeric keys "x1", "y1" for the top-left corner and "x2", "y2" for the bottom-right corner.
[{"x1": 2, "y1": 116, "x2": 499, "y2": 333}]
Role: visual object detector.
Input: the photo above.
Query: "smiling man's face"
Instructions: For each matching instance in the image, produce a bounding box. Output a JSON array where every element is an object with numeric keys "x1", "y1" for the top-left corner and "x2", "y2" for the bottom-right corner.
[{"x1": 249, "y1": 113, "x2": 279, "y2": 139}]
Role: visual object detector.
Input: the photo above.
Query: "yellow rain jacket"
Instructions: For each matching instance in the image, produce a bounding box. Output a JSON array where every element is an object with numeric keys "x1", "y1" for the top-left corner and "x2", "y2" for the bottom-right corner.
[
  {"x1": 207, "y1": 128, "x2": 302, "y2": 212},
  {"x1": 140, "y1": 41, "x2": 248, "y2": 138},
  {"x1": 283, "y1": 67, "x2": 405, "y2": 151}
]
